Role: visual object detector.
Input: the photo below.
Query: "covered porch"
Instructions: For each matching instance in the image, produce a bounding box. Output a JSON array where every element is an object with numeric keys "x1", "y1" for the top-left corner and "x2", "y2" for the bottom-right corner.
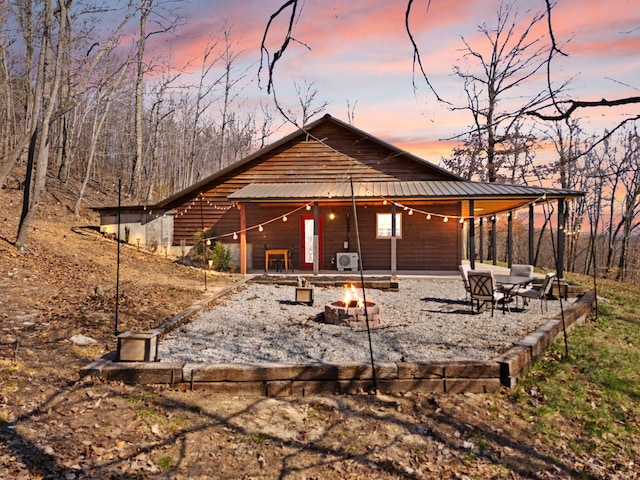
[{"x1": 228, "y1": 180, "x2": 582, "y2": 277}]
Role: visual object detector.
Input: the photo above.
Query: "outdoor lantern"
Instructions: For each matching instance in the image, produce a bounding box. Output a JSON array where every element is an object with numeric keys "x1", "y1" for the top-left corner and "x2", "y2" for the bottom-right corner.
[
  {"x1": 117, "y1": 330, "x2": 159, "y2": 362},
  {"x1": 295, "y1": 287, "x2": 314, "y2": 306}
]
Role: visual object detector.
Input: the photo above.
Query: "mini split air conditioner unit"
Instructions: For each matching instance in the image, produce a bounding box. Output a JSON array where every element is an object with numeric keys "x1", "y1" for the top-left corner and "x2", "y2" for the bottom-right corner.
[{"x1": 336, "y1": 252, "x2": 359, "y2": 271}]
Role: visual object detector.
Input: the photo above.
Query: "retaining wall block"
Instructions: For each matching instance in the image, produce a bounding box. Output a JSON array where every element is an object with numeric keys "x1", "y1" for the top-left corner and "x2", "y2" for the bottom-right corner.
[
  {"x1": 266, "y1": 380, "x2": 292, "y2": 397},
  {"x1": 185, "y1": 362, "x2": 345, "y2": 382},
  {"x1": 396, "y1": 361, "x2": 501, "y2": 380},
  {"x1": 79, "y1": 351, "x2": 117, "y2": 378},
  {"x1": 291, "y1": 381, "x2": 342, "y2": 396},
  {"x1": 497, "y1": 345, "x2": 532, "y2": 388},
  {"x1": 189, "y1": 381, "x2": 267, "y2": 395},
  {"x1": 377, "y1": 378, "x2": 445, "y2": 395},
  {"x1": 445, "y1": 378, "x2": 502, "y2": 394},
  {"x1": 106, "y1": 362, "x2": 184, "y2": 384},
  {"x1": 336, "y1": 362, "x2": 398, "y2": 380}
]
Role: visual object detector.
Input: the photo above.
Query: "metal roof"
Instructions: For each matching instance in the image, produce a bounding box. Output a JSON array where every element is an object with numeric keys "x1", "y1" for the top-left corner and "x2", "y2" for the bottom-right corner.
[{"x1": 228, "y1": 180, "x2": 582, "y2": 201}]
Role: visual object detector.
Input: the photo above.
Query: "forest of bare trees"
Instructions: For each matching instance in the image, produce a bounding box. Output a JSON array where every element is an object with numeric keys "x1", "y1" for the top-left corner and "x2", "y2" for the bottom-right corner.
[
  {"x1": 0, "y1": 0, "x2": 284, "y2": 252},
  {"x1": 1, "y1": 0, "x2": 639, "y2": 284}
]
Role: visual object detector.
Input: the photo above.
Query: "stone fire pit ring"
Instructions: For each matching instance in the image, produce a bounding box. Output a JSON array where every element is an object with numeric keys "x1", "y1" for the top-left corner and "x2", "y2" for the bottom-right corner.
[{"x1": 323, "y1": 300, "x2": 382, "y2": 328}]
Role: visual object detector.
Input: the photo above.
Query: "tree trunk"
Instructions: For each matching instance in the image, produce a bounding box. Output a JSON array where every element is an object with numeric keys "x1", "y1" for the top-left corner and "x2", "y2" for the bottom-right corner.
[{"x1": 16, "y1": 0, "x2": 66, "y2": 252}]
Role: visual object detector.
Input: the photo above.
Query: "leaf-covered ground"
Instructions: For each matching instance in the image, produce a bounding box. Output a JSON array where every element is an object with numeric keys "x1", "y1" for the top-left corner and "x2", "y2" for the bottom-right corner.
[{"x1": 0, "y1": 181, "x2": 637, "y2": 479}]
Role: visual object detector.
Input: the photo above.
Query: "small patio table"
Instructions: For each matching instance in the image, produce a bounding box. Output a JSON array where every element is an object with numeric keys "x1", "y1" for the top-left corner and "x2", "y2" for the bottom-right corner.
[
  {"x1": 265, "y1": 249, "x2": 289, "y2": 272},
  {"x1": 494, "y1": 274, "x2": 534, "y2": 311}
]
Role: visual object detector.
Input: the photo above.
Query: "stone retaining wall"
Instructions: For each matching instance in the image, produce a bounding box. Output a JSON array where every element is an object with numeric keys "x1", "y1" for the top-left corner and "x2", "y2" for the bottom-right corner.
[{"x1": 81, "y1": 292, "x2": 596, "y2": 396}]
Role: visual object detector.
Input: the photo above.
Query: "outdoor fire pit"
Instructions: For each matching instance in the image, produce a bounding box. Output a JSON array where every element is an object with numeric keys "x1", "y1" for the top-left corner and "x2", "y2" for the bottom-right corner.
[{"x1": 322, "y1": 285, "x2": 382, "y2": 327}]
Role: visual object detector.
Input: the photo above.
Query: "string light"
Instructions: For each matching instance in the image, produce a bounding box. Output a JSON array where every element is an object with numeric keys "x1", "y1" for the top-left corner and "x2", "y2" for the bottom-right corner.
[{"x1": 174, "y1": 185, "x2": 549, "y2": 245}]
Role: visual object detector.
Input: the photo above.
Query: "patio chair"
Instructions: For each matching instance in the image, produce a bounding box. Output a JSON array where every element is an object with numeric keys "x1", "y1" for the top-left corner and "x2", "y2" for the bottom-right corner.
[
  {"x1": 467, "y1": 270, "x2": 505, "y2": 316},
  {"x1": 515, "y1": 272, "x2": 556, "y2": 312},
  {"x1": 504, "y1": 264, "x2": 535, "y2": 306},
  {"x1": 288, "y1": 244, "x2": 295, "y2": 272},
  {"x1": 510, "y1": 264, "x2": 534, "y2": 279},
  {"x1": 459, "y1": 264, "x2": 471, "y2": 301}
]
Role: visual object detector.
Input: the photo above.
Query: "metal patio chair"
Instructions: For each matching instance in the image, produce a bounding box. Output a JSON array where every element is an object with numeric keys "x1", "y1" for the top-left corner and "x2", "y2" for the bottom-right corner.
[{"x1": 468, "y1": 270, "x2": 505, "y2": 316}]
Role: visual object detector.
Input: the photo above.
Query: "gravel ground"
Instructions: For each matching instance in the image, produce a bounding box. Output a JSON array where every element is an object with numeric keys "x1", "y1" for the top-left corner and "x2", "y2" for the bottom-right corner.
[{"x1": 158, "y1": 278, "x2": 569, "y2": 364}]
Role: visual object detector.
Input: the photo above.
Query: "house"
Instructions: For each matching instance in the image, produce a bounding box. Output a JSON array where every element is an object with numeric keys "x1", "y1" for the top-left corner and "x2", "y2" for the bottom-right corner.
[{"x1": 95, "y1": 114, "x2": 582, "y2": 275}]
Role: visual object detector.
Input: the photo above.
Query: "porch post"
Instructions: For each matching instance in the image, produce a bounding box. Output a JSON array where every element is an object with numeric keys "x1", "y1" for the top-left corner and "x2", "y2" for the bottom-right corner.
[
  {"x1": 479, "y1": 217, "x2": 484, "y2": 263},
  {"x1": 313, "y1": 202, "x2": 319, "y2": 275},
  {"x1": 391, "y1": 202, "x2": 397, "y2": 274},
  {"x1": 507, "y1": 211, "x2": 513, "y2": 267},
  {"x1": 239, "y1": 203, "x2": 247, "y2": 275},
  {"x1": 491, "y1": 215, "x2": 497, "y2": 265},
  {"x1": 557, "y1": 198, "x2": 566, "y2": 279},
  {"x1": 529, "y1": 203, "x2": 535, "y2": 266},
  {"x1": 469, "y1": 200, "x2": 475, "y2": 269}
]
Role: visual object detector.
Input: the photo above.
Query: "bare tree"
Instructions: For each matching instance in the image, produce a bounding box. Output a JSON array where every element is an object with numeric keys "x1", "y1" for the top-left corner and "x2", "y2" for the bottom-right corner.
[
  {"x1": 130, "y1": 0, "x2": 181, "y2": 199},
  {"x1": 15, "y1": 0, "x2": 68, "y2": 251},
  {"x1": 74, "y1": 60, "x2": 130, "y2": 215},
  {"x1": 215, "y1": 28, "x2": 248, "y2": 170},
  {"x1": 449, "y1": 1, "x2": 562, "y2": 182},
  {"x1": 292, "y1": 79, "x2": 329, "y2": 126}
]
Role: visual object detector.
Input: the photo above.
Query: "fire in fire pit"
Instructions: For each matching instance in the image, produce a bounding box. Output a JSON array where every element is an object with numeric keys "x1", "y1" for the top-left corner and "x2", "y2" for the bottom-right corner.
[{"x1": 323, "y1": 285, "x2": 382, "y2": 327}]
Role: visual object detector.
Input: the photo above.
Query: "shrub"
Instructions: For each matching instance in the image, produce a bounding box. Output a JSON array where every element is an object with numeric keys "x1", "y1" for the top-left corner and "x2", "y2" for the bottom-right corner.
[{"x1": 209, "y1": 241, "x2": 231, "y2": 271}]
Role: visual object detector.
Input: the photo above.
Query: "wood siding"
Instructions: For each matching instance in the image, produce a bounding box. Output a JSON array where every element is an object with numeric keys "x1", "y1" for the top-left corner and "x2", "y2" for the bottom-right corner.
[
  {"x1": 168, "y1": 118, "x2": 462, "y2": 271},
  {"x1": 171, "y1": 120, "x2": 454, "y2": 246}
]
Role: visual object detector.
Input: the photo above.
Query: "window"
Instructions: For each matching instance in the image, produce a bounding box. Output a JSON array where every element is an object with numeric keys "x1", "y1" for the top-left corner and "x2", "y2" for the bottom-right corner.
[{"x1": 376, "y1": 213, "x2": 402, "y2": 238}]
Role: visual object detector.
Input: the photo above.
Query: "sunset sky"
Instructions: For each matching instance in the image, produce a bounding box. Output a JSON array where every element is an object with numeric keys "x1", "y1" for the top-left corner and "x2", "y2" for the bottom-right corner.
[{"x1": 146, "y1": 0, "x2": 640, "y2": 164}]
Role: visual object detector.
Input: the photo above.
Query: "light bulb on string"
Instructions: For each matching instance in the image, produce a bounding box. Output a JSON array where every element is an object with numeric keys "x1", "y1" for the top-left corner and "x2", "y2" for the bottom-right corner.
[
  {"x1": 282, "y1": 215, "x2": 288, "y2": 222},
  {"x1": 383, "y1": 199, "x2": 387, "y2": 206},
  {"x1": 232, "y1": 232, "x2": 238, "y2": 240},
  {"x1": 306, "y1": 204, "x2": 311, "y2": 211},
  {"x1": 426, "y1": 213, "x2": 431, "y2": 220},
  {"x1": 408, "y1": 209, "x2": 413, "y2": 215},
  {"x1": 443, "y1": 216, "x2": 449, "y2": 222},
  {"x1": 459, "y1": 217, "x2": 464, "y2": 224},
  {"x1": 258, "y1": 225, "x2": 263, "y2": 232}
]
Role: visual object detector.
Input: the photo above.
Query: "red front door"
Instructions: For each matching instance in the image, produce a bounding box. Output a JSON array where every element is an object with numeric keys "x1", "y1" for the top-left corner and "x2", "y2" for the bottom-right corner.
[{"x1": 300, "y1": 216, "x2": 322, "y2": 270}]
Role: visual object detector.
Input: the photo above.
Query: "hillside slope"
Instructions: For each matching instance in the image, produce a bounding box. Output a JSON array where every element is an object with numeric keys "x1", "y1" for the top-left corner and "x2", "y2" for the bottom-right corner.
[{"x1": 0, "y1": 178, "x2": 636, "y2": 479}]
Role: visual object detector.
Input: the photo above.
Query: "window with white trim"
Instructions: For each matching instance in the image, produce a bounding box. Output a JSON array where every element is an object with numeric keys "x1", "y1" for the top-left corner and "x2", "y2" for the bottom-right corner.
[{"x1": 376, "y1": 213, "x2": 402, "y2": 238}]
